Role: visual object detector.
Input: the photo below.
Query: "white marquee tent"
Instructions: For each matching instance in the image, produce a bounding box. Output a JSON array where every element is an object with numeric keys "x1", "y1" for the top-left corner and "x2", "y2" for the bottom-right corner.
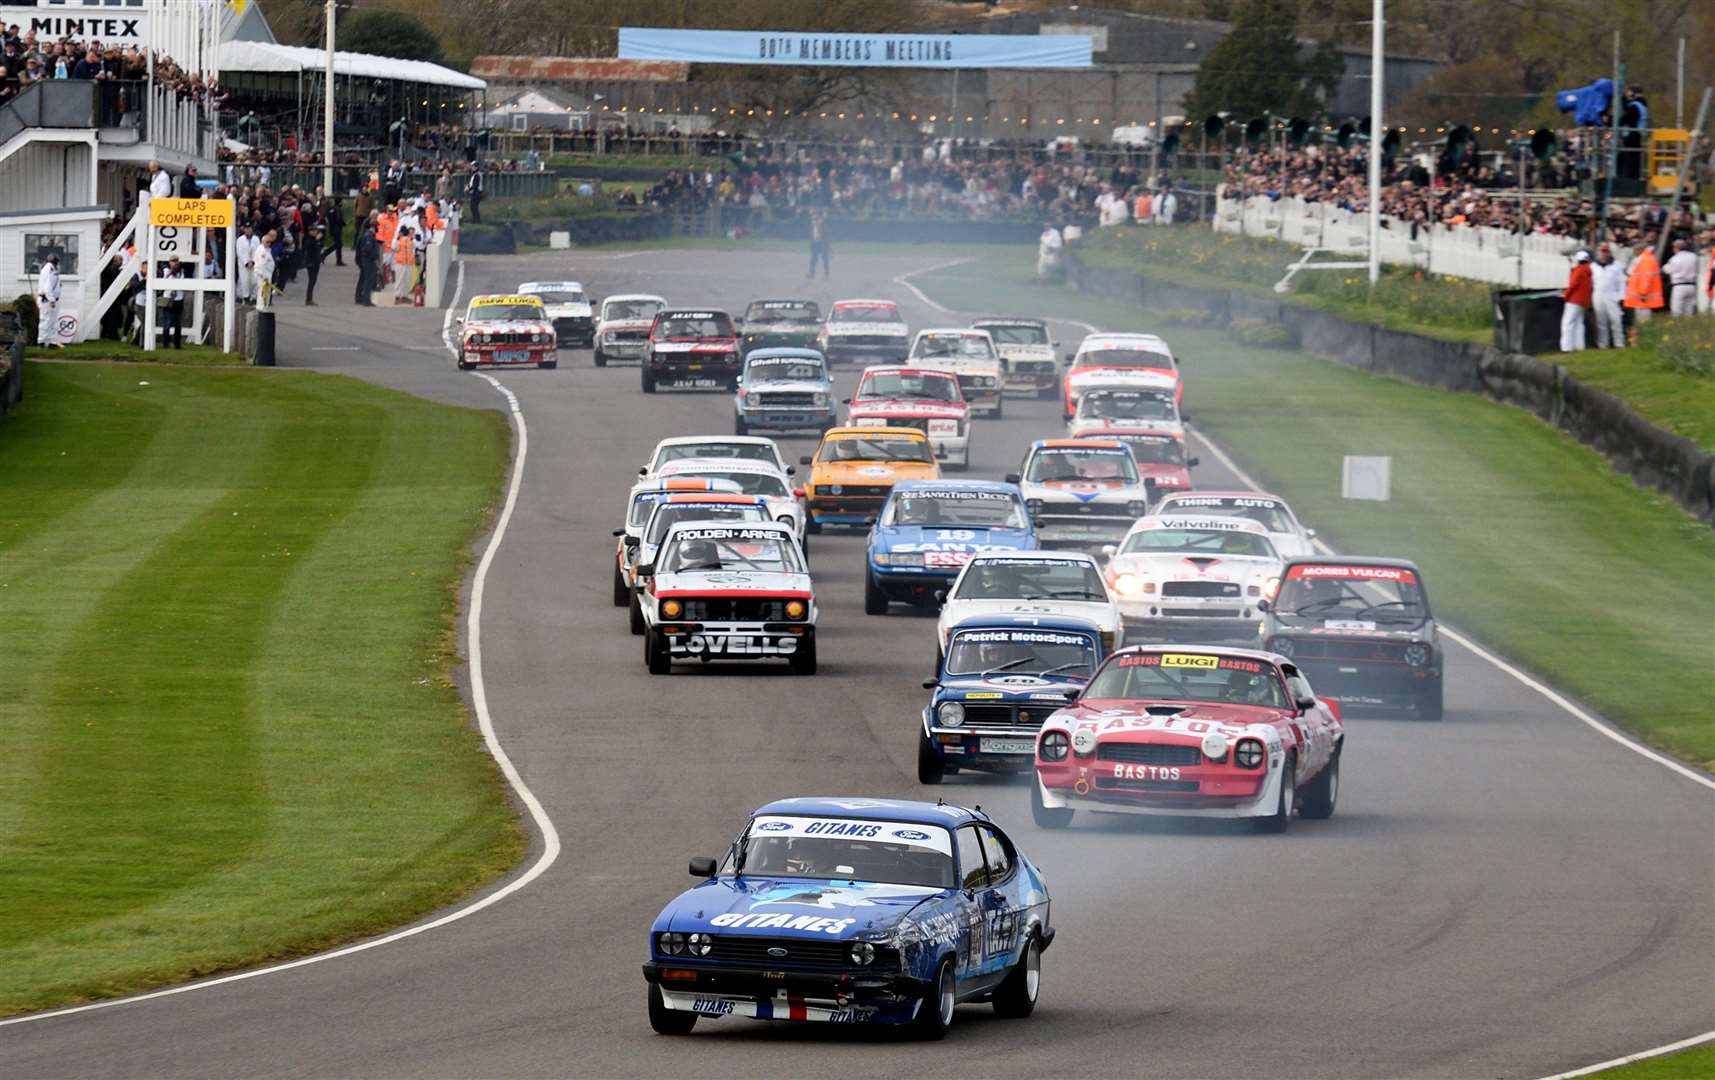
[{"x1": 217, "y1": 42, "x2": 486, "y2": 91}]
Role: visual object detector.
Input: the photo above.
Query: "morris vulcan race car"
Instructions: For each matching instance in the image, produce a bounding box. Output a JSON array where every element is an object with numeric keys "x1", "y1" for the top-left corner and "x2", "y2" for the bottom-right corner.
[
  {"x1": 643, "y1": 797, "x2": 1052, "y2": 1038},
  {"x1": 819, "y1": 299, "x2": 910, "y2": 366},
  {"x1": 970, "y1": 318, "x2": 1059, "y2": 398},
  {"x1": 918, "y1": 616, "x2": 1106, "y2": 784},
  {"x1": 644, "y1": 309, "x2": 741, "y2": 392},
  {"x1": 865, "y1": 480, "x2": 1037, "y2": 614},
  {"x1": 909, "y1": 328, "x2": 1005, "y2": 418},
  {"x1": 801, "y1": 427, "x2": 940, "y2": 532},
  {"x1": 734, "y1": 349, "x2": 837, "y2": 435},
  {"x1": 518, "y1": 280, "x2": 595, "y2": 347},
  {"x1": 595, "y1": 293, "x2": 666, "y2": 367},
  {"x1": 1069, "y1": 387, "x2": 1184, "y2": 440},
  {"x1": 936, "y1": 550, "x2": 1123, "y2": 658},
  {"x1": 1009, "y1": 439, "x2": 1153, "y2": 550},
  {"x1": 653, "y1": 458, "x2": 806, "y2": 545},
  {"x1": 739, "y1": 299, "x2": 823, "y2": 356},
  {"x1": 626, "y1": 491, "x2": 774, "y2": 635},
  {"x1": 846, "y1": 366, "x2": 971, "y2": 469},
  {"x1": 1063, "y1": 333, "x2": 1181, "y2": 419},
  {"x1": 614, "y1": 476, "x2": 743, "y2": 607},
  {"x1": 1152, "y1": 490, "x2": 1316, "y2": 559},
  {"x1": 1032, "y1": 646, "x2": 1343, "y2": 832},
  {"x1": 638, "y1": 521, "x2": 817, "y2": 675},
  {"x1": 1103, "y1": 515, "x2": 1282, "y2": 644},
  {"x1": 455, "y1": 294, "x2": 557, "y2": 370},
  {"x1": 640, "y1": 436, "x2": 795, "y2": 479},
  {"x1": 1261, "y1": 557, "x2": 1444, "y2": 720}
]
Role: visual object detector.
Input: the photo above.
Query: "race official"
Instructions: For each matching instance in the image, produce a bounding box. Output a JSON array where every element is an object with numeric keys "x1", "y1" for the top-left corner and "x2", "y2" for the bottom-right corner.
[
  {"x1": 1662, "y1": 239, "x2": 1699, "y2": 316},
  {"x1": 35, "y1": 252, "x2": 61, "y2": 346},
  {"x1": 1036, "y1": 223, "x2": 1063, "y2": 278},
  {"x1": 1623, "y1": 242, "x2": 1664, "y2": 325},
  {"x1": 253, "y1": 231, "x2": 277, "y2": 310},
  {"x1": 1590, "y1": 243, "x2": 1626, "y2": 349},
  {"x1": 235, "y1": 222, "x2": 259, "y2": 303},
  {"x1": 1560, "y1": 249, "x2": 1591, "y2": 352}
]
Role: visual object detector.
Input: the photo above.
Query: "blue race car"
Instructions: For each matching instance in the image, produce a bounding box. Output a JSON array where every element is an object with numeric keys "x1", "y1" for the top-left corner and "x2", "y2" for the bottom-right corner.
[
  {"x1": 919, "y1": 615, "x2": 1107, "y2": 784},
  {"x1": 642, "y1": 797, "x2": 1053, "y2": 1039},
  {"x1": 865, "y1": 479, "x2": 1038, "y2": 614}
]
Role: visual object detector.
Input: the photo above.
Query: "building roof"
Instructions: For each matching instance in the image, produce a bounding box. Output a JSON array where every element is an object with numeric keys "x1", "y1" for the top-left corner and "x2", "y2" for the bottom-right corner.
[
  {"x1": 218, "y1": 41, "x2": 485, "y2": 91},
  {"x1": 469, "y1": 56, "x2": 689, "y2": 83}
]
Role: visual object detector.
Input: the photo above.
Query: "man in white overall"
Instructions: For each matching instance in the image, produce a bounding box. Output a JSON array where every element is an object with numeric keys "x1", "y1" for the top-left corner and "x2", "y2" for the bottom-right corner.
[{"x1": 36, "y1": 253, "x2": 62, "y2": 346}]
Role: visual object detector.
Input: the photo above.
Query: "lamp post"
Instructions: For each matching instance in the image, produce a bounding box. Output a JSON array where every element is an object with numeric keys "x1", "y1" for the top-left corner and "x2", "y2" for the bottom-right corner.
[
  {"x1": 323, "y1": 0, "x2": 335, "y2": 194},
  {"x1": 1367, "y1": 0, "x2": 1383, "y2": 286}
]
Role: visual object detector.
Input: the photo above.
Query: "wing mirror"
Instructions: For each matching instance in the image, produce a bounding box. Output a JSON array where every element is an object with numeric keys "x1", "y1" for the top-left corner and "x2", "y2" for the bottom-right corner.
[
  {"x1": 638, "y1": 465, "x2": 648, "y2": 476},
  {"x1": 1257, "y1": 598, "x2": 1272, "y2": 613},
  {"x1": 1187, "y1": 456, "x2": 1201, "y2": 468},
  {"x1": 624, "y1": 536, "x2": 640, "y2": 548},
  {"x1": 932, "y1": 589, "x2": 947, "y2": 606},
  {"x1": 688, "y1": 855, "x2": 717, "y2": 878},
  {"x1": 1004, "y1": 472, "x2": 1021, "y2": 484},
  {"x1": 799, "y1": 455, "x2": 813, "y2": 466},
  {"x1": 864, "y1": 515, "x2": 878, "y2": 526},
  {"x1": 636, "y1": 563, "x2": 654, "y2": 577},
  {"x1": 921, "y1": 678, "x2": 939, "y2": 689},
  {"x1": 1294, "y1": 694, "x2": 1318, "y2": 713},
  {"x1": 612, "y1": 528, "x2": 625, "y2": 537},
  {"x1": 453, "y1": 316, "x2": 464, "y2": 325},
  {"x1": 785, "y1": 465, "x2": 796, "y2": 476},
  {"x1": 841, "y1": 397, "x2": 852, "y2": 405},
  {"x1": 1062, "y1": 688, "x2": 1081, "y2": 702},
  {"x1": 1100, "y1": 544, "x2": 1118, "y2": 560},
  {"x1": 1306, "y1": 527, "x2": 1317, "y2": 538}
]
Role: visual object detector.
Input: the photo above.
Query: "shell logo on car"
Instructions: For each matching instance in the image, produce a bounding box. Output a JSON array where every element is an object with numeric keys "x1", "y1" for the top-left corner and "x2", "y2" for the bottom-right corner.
[
  {"x1": 457, "y1": 294, "x2": 558, "y2": 371},
  {"x1": 800, "y1": 426, "x2": 941, "y2": 531}
]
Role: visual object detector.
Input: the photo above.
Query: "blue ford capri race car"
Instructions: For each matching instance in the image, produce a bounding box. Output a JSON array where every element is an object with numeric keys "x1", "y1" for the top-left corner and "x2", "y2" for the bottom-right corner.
[
  {"x1": 865, "y1": 480, "x2": 1038, "y2": 614},
  {"x1": 919, "y1": 615, "x2": 1108, "y2": 784},
  {"x1": 642, "y1": 797, "x2": 1053, "y2": 1039}
]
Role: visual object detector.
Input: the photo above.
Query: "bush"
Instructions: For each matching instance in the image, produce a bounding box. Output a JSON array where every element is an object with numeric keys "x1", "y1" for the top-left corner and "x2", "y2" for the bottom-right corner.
[
  {"x1": 1157, "y1": 307, "x2": 1221, "y2": 328},
  {"x1": 11, "y1": 295, "x2": 38, "y2": 346},
  {"x1": 1227, "y1": 317, "x2": 1297, "y2": 348},
  {"x1": 1641, "y1": 314, "x2": 1715, "y2": 375}
]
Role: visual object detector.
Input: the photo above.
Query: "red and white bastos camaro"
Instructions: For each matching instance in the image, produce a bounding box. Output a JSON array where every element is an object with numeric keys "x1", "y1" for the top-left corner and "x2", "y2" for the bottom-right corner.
[
  {"x1": 845, "y1": 365, "x2": 972, "y2": 470},
  {"x1": 1031, "y1": 645, "x2": 1343, "y2": 832}
]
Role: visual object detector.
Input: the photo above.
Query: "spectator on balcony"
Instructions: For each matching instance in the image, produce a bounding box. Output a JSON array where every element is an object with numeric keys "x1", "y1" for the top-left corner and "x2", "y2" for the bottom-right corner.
[
  {"x1": 146, "y1": 160, "x2": 172, "y2": 203},
  {"x1": 71, "y1": 48, "x2": 101, "y2": 80},
  {"x1": 2, "y1": 39, "x2": 22, "y2": 80},
  {"x1": 1560, "y1": 249, "x2": 1592, "y2": 352},
  {"x1": 1590, "y1": 243, "x2": 1626, "y2": 348},
  {"x1": 19, "y1": 56, "x2": 42, "y2": 88}
]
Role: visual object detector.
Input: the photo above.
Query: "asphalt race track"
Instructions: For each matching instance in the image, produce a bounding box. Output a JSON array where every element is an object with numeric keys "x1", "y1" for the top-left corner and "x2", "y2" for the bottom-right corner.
[{"x1": 2, "y1": 247, "x2": 1710, "y2": 1079}]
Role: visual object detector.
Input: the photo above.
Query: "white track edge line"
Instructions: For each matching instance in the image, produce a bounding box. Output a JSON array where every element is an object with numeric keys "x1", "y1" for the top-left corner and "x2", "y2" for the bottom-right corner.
[
  {"x1": 1, "y1": 258, "x2": 565, "y2": 1031},
  {"x1": 896, "y1": 258, "x2": 1715, "y2": 1080}
]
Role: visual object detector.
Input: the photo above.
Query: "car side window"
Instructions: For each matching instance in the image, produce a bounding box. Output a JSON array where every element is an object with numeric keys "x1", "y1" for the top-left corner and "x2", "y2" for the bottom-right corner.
[
  {"x1": 977, "y1": 826, "x2": 1013, "y2": 884},
  {"x1": 955, "y1": 825, "x2": 989, "y2": 891}
]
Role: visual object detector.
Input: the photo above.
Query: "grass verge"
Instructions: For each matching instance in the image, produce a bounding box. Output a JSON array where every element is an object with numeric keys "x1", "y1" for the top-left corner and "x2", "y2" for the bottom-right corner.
[
  {"x1": 27, "y1": 340, "x2": 247, "y2": 367},
  {"x1": 1552, "y1": 317, "x2": 1715, "y2": 452},
  {"x1": 1581, "y1": 1044, "x2": 1715, "y2": 1079},
  {"x1": 914, "y1": 251, "x2": 1715, "y2": 769},
  {"x1": 0, "y1": 362, "x2": 522, "y2": 1016}
]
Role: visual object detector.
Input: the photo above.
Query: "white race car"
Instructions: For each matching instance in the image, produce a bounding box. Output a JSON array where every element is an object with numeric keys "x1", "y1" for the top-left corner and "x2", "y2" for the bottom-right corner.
[
  {"x1": 639, "y1": 435, "x2": 794, "y2": 480},
  {"x1": 615, "y1": 476, "x2": 742, "y2": 608},
  {"x1": 908, "y1": 328, "x2": 1005, "y2": 418},
  {"x1": 971, "y1": 317, "x2": 1059, "y2": 398},
  {"x1": 819, "y1": 298, "x2": 910, "y2": 366},
  {"x1": 1068, "y1": 386, "x2": 1183, "y2": 440},
  {"x1": 594, "y1": 293, "x2": 667, "y2": 367},
  {"x1": 1062, "y1": 333, "x2": 1181, "y2": 420},
  {"x1": 626, "y1": 489, "x2": 775, "y2": 635},
  {"x1": 1009, "y1": 439, "x2": 1153, "y2": 551},
  {"x1": 653, "y1": 458, "x2": 807, "y2": 544},
  {"x1": 518, "y1": 280, "x2": 595, "y2": 348},
  {"x1": 638, "y1": 520, "x2": 817, "y2": 674},
  {"x1": 936, "y1": 550, "x2": 1124, "y2": 658},
  {"x1": 1150, "y1": 490, "x2": 1317, "y2": 559},
  {"x1": 1102, "y1": 515, "x2": 1283, "y2": 644}
]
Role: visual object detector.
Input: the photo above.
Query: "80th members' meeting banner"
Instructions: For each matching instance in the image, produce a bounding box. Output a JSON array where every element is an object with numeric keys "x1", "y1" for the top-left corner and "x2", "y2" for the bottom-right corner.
[{"x1": 617, "y1": 27, "x2": 1093, "y2": 69}]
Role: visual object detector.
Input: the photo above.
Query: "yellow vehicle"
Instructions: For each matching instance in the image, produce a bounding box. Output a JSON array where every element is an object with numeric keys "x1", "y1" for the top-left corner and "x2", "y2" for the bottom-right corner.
[{"x1": 799, "y1": 426, "x2": 941, "y2": 532}]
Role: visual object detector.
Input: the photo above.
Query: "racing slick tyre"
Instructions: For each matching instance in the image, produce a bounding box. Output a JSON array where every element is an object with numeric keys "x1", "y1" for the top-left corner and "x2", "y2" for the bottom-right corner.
[
  {"x1": 734, "y1": 415, "x2": 748, "y2": 435},
  {"x1": 1255, "y1": 753, "x2": 1296, "y2": 834},
  {"x1": 991, "y1": 934, "x2": 1042, "y2": 1019},
  {"x1": 629, "y1": 594, "x2": 646, "y2": 636},
  {"x1": 789, "y1": 636, "x2": 818, "y2": 675},
  {"x1": 611, "y1": 564, "x2": 629, "y2": 607},
  {"x1": 1030, "y1": 776, "x2": 1073, "y2": 829},
  {"x1": 593, "y1": 348, "x2": 607, "y2": 367},
  {"x1": 645, "y1": 630, "x2": 672, "y2": 675},
  {"x1": 539, "y1": 360, "x2": 557, "y2": 370},
  {"x1": 914, "y1": 958, "x2": 956, "y2": 1041},
  {"x1": 991, "y1": 400, "x2": 1003, "y2": 419},
  {"x1": 647, "y1": 983, "x2": 696, "y2": 1035},
  {"x1": 1037, "y1": 385, "x2": 1055, "y2": 400},
  {"x1": 806, "y1": 517, "x2": 822, "y2": 535},
  {"x1": 863, "y1": 573, "x2": 888, "y2": 615},
  {"x1": 456, "y1": 353, "x2": 470, "y2": 371},
  {"x1": 641, "y1": 368, "x2": 657, "y2": 393},
  {"x1": 1416, "y1": 678, "x2": 1445, "y2": 721},
  {"x1": 917, "y1": 729, "x2": 945, "y2": 785},
  {"x1": 1299, "y1": 745, "x2": 1339, "y2": 820}
]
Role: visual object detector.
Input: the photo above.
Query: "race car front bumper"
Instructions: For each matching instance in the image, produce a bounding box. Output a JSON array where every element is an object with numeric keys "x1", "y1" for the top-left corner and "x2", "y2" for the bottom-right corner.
[
  {"x1": 551, "y1": 316, "x2": 594, "y2": 346},
  {"x1": 644, "y1": 963, "x2": 928, "y2": 1025},
  {"x1": 462, "y1": 345, "x2": 556, "y2": 367},
  {"x1": 870, "y1": 564, "x2": 959, "y2": 603},
  {"x1": 1004, "y1": 367, "x2": 1059, "y2": 395},
  {"x1": 738, "y1": 405, "x2": 838, "y2": 432},
  {"x1": 655, "y1": 622, "x2": 814, "y2": 661},
  {"x1": 822, "y1": 340, "x2": 909, "y2": 366},
  {"x1": 599, "y1": 337, "x2": 649, "y2": 362},
  {"x1": 1119, "y1": 604, "x2": 1266, "y2": 645},
  {"x1": 1036, "y1": 758, "x2": 1282, "y2": 818},
  {"x1": 924, "y1": 725, "x2": 1039, "y2": 772},
  {"x1": 1033, "y1": 516, "x2": 1135, "y2": 550},
  {"x1": 1286, "y1": 656, "x2": 1441, "y2": 710}
]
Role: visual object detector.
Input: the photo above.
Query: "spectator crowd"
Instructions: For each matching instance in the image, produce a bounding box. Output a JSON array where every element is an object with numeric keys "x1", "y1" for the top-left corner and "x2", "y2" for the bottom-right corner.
[{"x1": 0, "y1": 21, "x2": 223, "y2": 111}]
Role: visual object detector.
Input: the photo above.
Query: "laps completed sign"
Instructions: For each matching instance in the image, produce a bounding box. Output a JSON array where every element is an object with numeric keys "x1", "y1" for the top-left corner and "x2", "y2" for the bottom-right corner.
[{"x1": 149, "y1": 198, "x2": 235, "y2": 229}]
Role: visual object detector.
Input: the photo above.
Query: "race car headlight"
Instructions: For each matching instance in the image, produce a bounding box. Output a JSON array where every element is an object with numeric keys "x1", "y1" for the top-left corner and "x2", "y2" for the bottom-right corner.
[
  {"x1": 661, "y1": 599, "x2": 683, "y2": 619},
  {"x1": 876, "y1": 553, "x2": 925, "y2": 567},
  {"x1": 686, "y1": 932, "x2": 713, "y2": 957},
  {"x1": 810, "y1": 392, "x2": 829, "y2": 407},
  {"x1": 1026, "y1": 498, "x2": 1044, "y2": 516},
  {"x1": 478, "y1": 333, "x2": 492, "y2": 343},
  {"x1": 1126, "y1": 501, "x2": 1149, "y2": 517},
  {"x1": 828, "y1": 484, "x2": 844, "y2": 496},
  {"x1": 980, "y1": 376, "x2": 996, "y2": 387},
  {"x1": 1111, "y1": 573, "x2": 1145, "y2": 598},
  {"x1": 1070, "y1": 727, "x2": 1097, "y2": 756},
  {"x1": 1270, "y1": 636, "x2": 1296, "y2": 658},
  {"x1": 849, "y1": 941, "x2": 876, "y2": 966},
  {"x1": 784, "y1": 600, "x2": 807, "y2": 620},
  {"x1": 1201, "y1": 733, "x2": 1230, "y2": 763},
  {"x1": 658, "y1": 932, "x2": 686, "y2": 955},
  {"x1": 603, "y1": 332, "x2": 619, "y2": 344},
  {"x1": 531, "y1": 333, "x2": 545, "y2": 343},
  {"x1": 937, "y1": 701, "x2": 965, "y2": 727},
  {"x1": 1404, "y1": 642, "x2": 1432, "y2": 667},
  {"x1": 1234, "y1": 739, "x2": 1266, "y2": 769},
  {"x1": 1040, "y1": 730, "x2": 1070, "y2": 761}
]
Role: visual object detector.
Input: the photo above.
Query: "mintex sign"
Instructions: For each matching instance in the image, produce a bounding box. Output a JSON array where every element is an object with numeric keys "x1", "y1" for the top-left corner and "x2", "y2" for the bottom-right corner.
[{"x1": 0, "y1": 6, "x2": 148, "y2": 43}]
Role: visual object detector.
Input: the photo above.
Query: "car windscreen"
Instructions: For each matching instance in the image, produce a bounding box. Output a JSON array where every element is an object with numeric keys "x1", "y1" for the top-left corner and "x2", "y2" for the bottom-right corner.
[
  {"x1": 529, "y1": 290, "x2": 584, "y2": 304},
  {"x1": 1160, "y1": 498, "x2": 1294, "y2": 533},
  {"x1": 886, "y1": 489, "x2": 1027, "y2": 528},
  {"x1": 628, "y1": 493, "x2": 666, "y2": 527},
  {"x1": 946, "y1": 628, "x2": 1096, "y2": 677},
  {"x1": 746, "y1": 301, "x2": 820, "y2": 323},
  {"x1": 857, "y1": 371, "x2": 961, "y2": 402},
  {"x1": 468, "y1": 303, "x2": 541, "y2": 322},
  {"x1": 656, "y1": 315, "x2": 734, "y2": 338},
  {"x1": 1025, "y1": 448, "x2": 1139, "y2": 484},
  {"x1": 913, "y1": 335, "x2": 995, "y2": 361},
  {"x1": 1121, "y1": 527, "x2": 1277, "y2": 559},
  {"x1": 746, "y1": 359, "x2": 825, "y2": 383},
  {"x1": 1084, "y1": 652, "x2": 1289, "y2": 709},
  {"x1": 605, "y1": 299, "x2": 663, "y2": 321},
  {"x1": 953, "y1": 559, "x2": 1107, "y2": 601},
  {"x1": 1125, "y1": 439, "x2": 1187, "y2": 466},
  {"x1": 1078, "y1": 347, "x2": 1172, "y2": 368},
  {"x1": 645, "y1": 504, "x2": 768, "y2": 546},
  {"x1": 1080, "y1": 391, "x2": 1176, "y2": 422},
  {"x1": 1276, "y1": 567, "x2": 1427, "y2": 623},
  {"x1": 732, "y1": 816, "x2": 954, "y2": 889},
  {"x1": 665, "y1": 469, "x2": 788, "y2": 498},
  {"x1": 818, "y1": 437, "x2": 934, "y2": 464},
  {"x1": 657, "y1": 443, "x2": 777, "y2": 467},
  {"x1": 660, "y1": 529, "x2": 803, "y2": 574},
  {"x1": 831, "y1": 304, "x2": 902, "y2": 324},
  {"x1": 982, "y1": 325, "x2": 1048, "y2": 346}
]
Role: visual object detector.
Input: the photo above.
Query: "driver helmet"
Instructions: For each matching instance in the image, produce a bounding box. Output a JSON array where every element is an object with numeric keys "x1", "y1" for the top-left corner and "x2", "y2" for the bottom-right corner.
[
  {"x1": 678, "y1": 538, "x2": 720, "y2": 568},
  {"x1": 1225, "y1": 667, "x2": 1266, "y2": 704}
]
